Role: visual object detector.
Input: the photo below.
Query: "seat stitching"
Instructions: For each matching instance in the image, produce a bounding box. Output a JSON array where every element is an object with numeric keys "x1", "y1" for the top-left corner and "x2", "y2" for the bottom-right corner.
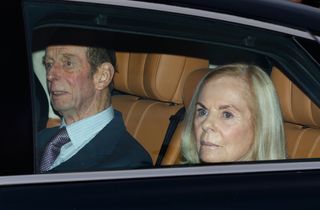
[
  {"x1": 171, "y1": 57, "x2": 186, "y2": 102},
  {"x1": 290, "y1": 80, "x2": 296, "y2": 122},
  {"x1": 125, "y1": 53, "x2": 130, "y2": 92},
  {"x1": 291, "y1": 129, "x2": 306, "y2": 158},
  {"x1": 124, "y1": 100, "x2": 141, "y2": 135},
  {"x1": 152, "y1": 54, "x2": 161, "y2": 99},
  {"x1": 308, "y1": 132, "x2": 320, "y2": 158},
  {"x1": 309, "y1": 100, "x2": 317, "y2": 126},
  {"x1": 133, "y1": 101, "x2": 161, "y2": 137}
]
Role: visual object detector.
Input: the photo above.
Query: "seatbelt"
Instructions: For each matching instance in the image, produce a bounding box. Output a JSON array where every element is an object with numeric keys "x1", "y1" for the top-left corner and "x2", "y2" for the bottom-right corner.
[{"x1": 155, "y1": 107, "x2": 186, "y2": 167}]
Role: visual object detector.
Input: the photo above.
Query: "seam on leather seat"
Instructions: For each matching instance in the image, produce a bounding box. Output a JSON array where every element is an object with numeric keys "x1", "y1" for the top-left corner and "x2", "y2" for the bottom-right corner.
[
  {"x1": 124, "y1": 53, "x2": 130, "y2": 92},
  {"x1": 292, "y1": 128, "x2": 306, "y2": 158},
  {"x1": 127, "y1": 53, "x2": 131, "y2": 93},
  {"x1": 309, "y1": 100, "x2": 317, "y2": 127},
  {"x1": 290, "y1": 80, "x2": 297, "y2": 122},
  {"x1": 133, "y1": 101, "x2": 161, "y2": 137},
  {"x1": 124, "y1": 99, "x2": 140, "y2": 128},
  {"x1": 308, "y1": 133, "x2": 320, "y2": 158},
  {"x1": 171, "y1": 57, "x2": 186, "y2": 102},
  {"x1": 152, "y1": 54, "x2": 161, "y2": 99},
  {"x1": 142, "y1": 54, "x2": 149, "y2": 96}
]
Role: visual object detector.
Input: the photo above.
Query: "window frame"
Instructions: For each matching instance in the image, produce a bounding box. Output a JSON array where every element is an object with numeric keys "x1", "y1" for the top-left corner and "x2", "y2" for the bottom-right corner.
[{"x1": 12, "y1": 0, "x2": 320, "y2": 184}]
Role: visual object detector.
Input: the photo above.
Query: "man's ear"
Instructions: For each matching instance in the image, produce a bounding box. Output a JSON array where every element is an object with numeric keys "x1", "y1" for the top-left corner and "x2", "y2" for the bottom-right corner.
[{"x1": 93, "y1": 62, "x2": 114, "y2": 90}]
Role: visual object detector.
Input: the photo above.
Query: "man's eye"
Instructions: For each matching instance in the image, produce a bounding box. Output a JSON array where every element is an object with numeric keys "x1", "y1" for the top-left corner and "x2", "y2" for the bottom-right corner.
[
  {"x1": 44, "y1": 62, "x2": 53, "y2": 71},
  {"x1": 197, "y1": 108, "x2": 208, "y2": 117},
  {"x1": 222, "y1": 111, "x2": 233, "y2": 119},
  {"x1": 63, "y1": 60, "x2": 73, "y2": 68}
]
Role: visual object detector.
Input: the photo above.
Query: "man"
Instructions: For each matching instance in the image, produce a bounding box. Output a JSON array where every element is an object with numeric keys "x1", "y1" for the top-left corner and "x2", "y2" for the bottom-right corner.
[{"x1": 37, "y1": 45, "x2": 152, "y2": 173}]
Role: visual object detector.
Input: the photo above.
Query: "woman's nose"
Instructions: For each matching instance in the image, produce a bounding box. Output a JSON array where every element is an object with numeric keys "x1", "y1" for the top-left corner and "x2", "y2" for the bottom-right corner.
[{"x1": 201, "y1": 114, "x2": 215, "y2": 133}]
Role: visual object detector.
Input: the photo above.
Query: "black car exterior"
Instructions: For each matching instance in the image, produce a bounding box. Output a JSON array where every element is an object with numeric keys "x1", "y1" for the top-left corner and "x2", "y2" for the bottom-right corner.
[{"x1": 0, "y1": 0, "x2": 320, "y2": 209}]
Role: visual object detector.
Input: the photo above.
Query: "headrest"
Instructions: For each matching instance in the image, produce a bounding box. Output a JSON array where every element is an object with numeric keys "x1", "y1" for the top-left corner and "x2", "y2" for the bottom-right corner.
[
  {"x1": 114, "y1": 52, "x2": 208, "y2": 104},
  {"x1": 271, "y1": 67, "x2": 320, "y2": 128},
  {"x1": 182, "y1": 68, "x2": 209, "y2": 109}
]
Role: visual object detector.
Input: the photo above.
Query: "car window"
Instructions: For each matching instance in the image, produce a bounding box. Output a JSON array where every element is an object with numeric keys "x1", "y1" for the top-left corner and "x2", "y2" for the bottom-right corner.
[{"x1": 19, "y1": 0, "x2": 320, "y2": 177}]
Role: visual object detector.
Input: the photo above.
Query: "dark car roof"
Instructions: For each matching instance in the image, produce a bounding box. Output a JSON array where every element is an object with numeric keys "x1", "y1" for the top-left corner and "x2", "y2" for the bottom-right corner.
[{"x1": 134, "y1": 0, "x2": 320, "y2": 36}]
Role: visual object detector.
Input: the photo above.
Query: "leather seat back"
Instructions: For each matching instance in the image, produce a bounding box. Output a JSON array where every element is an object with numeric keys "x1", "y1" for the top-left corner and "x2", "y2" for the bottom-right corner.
[
  {"x1": 165, "y1": 66, "x2": 320, "y2": 163},
  {"x1": 271, "y1": 67, "x2": 320, "y2": 158},
  {"x1": 113, "y1": 52, "x2": 208, "y2": 164},
  {"x1": 161, "y1": 68, "x2": 209, "y2": 165}
]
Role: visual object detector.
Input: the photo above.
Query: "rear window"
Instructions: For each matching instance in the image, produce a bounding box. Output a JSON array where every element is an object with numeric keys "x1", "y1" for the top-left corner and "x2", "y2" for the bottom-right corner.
[{"x1": 16, "y1": 0, "x2": 320, "y2": 177}]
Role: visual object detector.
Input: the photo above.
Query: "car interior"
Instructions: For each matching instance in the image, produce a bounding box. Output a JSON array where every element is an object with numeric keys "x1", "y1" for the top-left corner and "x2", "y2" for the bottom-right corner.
[
  {"x1": 271, "y1": 67, "x2": 320, "y2": 158},
  {"x1": 5, "y1": 1, "x2": 318, "y2": 209},
  {"x1": 33, "y1": 45, "x2": 320, "y2": 168},
  {"x1": 28, "y1": 0, "x2": 320, "y2": 170}
]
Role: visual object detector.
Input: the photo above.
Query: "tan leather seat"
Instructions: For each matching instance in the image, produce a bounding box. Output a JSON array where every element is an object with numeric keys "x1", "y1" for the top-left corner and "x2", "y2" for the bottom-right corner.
[
  {"x1": 113, "y1": 52, "x2": 208, "y2": 164},
  {"x1": 161, "y1": 68, "x2": 209, "y2": 165},
  {"x1": 271, "y1": 67, "x2": 320, "y2": 158},
  {"x1": 164, "y1": 66, "x2": 320, "y2": 163}
]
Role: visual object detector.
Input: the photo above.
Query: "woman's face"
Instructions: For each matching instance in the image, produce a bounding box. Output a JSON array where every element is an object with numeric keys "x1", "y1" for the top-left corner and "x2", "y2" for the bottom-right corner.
[{"x1": 193, "y1": 75, "x2": 254, "y2": 163}]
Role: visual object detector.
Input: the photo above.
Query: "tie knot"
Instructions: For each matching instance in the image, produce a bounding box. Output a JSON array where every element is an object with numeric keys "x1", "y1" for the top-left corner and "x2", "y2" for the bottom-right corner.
[
  {"x1": 50, "y1": 127, "x2": 70, "y2": 148},
  {"x1": 39, "y1": 127, "x2": 71, "y2": 173}
]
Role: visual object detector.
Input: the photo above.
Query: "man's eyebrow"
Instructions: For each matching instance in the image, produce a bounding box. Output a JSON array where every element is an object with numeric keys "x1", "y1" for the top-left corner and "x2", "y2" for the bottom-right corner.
[
  {"x1": 61, "y1": 53, "x2": 78, "y2": 59},
  {"x1": 42, "y1": 53, "x2": 78, "y2": 64}
]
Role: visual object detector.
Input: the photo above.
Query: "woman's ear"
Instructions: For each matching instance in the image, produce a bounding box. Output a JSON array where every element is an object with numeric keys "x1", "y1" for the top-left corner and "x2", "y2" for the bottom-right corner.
[{"x1": 93, "y1": 62, "x2": 114, "y2": 90}]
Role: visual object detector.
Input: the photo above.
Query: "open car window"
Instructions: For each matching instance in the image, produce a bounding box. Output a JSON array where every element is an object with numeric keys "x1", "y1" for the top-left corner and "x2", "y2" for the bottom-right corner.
[{"x1": 14, "y1": 0, "x2": 320, "y2": 178}]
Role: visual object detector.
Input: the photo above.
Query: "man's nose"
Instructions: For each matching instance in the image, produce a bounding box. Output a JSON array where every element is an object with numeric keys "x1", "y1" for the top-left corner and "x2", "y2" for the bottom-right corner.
[{"x1": 47, "y1": 64, "x2": 60, "y2": 81}]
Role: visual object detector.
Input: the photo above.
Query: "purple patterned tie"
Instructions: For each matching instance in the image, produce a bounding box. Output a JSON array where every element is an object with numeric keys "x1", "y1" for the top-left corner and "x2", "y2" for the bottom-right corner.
[{"x1": 39, "y1": 127, "x2": 70, "y2": 173}]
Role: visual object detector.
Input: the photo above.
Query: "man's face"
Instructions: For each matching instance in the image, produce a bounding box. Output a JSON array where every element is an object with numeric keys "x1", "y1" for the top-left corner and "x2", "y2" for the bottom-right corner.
[{"x1": 44, "y1": 45, "x2": 97, "y2": 119}]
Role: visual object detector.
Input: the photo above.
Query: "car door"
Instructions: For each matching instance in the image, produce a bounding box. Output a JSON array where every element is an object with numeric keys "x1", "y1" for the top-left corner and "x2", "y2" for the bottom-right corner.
[{"x1": 0, "y1": 0, "x2": 320, "y2": 209}]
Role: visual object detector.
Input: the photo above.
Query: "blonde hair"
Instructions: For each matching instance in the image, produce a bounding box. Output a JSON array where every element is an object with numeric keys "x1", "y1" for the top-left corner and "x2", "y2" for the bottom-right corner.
[{"x1": 181, "y1": 64, "x2": 286, "y2": 163}]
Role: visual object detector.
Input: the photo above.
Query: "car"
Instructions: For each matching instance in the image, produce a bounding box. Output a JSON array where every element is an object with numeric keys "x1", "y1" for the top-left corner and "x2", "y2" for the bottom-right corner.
[{"x1": 0, "y1": 0, "x2": 320, "y2": 209}]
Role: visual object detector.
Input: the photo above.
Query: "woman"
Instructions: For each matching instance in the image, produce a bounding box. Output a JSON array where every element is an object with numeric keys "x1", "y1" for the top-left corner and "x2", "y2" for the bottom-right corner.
[{"x1": 182, "y1": 64, "x2": 286, "y2": 163}]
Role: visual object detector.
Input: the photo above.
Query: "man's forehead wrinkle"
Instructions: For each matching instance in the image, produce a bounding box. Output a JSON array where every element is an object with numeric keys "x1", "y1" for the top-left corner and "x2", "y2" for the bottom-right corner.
[{"x1": 46, "y1": 47, "x2": 84, "y2": 61}]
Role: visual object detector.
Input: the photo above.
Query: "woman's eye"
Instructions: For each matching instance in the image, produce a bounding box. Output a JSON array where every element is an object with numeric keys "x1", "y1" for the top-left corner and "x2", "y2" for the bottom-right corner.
[
  {"x1": 197, "y1": 108, "x2": 208, "y2": 117},
  {"x1": 222, "y1": 111, "x2": 233, "y2": 119}
]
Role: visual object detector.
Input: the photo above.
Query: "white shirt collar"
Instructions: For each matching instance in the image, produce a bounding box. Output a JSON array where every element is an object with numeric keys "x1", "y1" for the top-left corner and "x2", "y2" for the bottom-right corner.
[{"x1": 61, "y1": 106, "x2": 114, "y2": 147}]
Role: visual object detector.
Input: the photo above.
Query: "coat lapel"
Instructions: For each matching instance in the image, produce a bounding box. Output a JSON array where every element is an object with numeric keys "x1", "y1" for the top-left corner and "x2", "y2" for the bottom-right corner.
[{"x1": 49, "y1": 111, "x2": 126, "y2": 172}]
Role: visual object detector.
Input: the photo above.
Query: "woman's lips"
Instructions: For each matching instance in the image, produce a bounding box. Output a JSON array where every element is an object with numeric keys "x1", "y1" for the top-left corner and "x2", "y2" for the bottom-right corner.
[{"x1": 200, "y1": 140, "x2": 221, "y2": 148}]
